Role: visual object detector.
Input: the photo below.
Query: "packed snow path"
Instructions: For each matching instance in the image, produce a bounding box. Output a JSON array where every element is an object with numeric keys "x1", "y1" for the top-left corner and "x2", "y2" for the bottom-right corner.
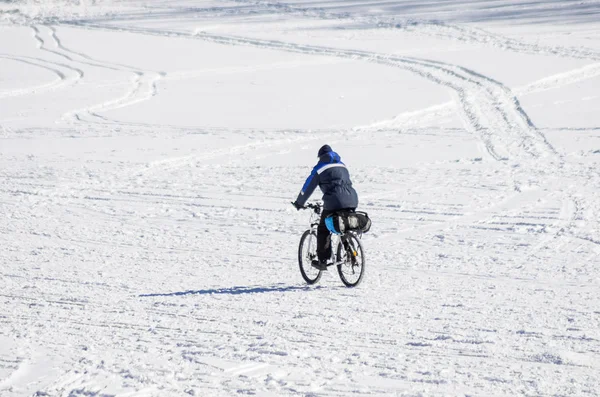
[{"x1": 1, "y1": 1, "x2": 600, "y2": 396}]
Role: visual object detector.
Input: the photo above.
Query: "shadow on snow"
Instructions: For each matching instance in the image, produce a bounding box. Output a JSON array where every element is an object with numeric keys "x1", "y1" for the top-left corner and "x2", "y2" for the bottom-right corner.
[{"x1": 139, "y1": 283, "x2": 322, "y2": 298}]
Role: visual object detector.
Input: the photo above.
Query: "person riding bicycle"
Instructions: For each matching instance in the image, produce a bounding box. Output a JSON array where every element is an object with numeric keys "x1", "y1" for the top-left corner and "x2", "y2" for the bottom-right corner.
[{"x1": 292, "y1": 145, "x2": 358, "y2": 270}]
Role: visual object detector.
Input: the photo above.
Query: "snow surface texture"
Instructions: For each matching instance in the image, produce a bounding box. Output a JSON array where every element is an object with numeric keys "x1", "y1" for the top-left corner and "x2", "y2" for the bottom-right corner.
[{"x1": 1, "y1": 0, "x2": 600, "y2": 396}]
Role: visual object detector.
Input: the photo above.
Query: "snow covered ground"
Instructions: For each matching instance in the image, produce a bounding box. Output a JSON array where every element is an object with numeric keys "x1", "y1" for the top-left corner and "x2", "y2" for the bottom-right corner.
[{"x1": 1, "y1": 0, "x2": 600, "y2": 395}]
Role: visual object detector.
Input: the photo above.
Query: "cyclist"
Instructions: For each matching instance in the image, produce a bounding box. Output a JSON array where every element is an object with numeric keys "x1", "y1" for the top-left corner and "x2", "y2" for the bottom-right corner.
[{"x1": 292, "y1": 145, "x2": 358, "y2": 270}]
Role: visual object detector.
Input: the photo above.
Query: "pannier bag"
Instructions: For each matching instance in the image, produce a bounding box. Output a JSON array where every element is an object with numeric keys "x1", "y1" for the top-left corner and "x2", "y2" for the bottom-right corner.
[{"x1": 325, "y1": 211, "x2": 371, "y2": 235}]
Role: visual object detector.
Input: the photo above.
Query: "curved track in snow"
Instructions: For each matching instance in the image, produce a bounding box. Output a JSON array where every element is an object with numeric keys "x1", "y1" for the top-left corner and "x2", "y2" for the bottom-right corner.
[
  {"x1": 0, "y1": 55, "x2": 67, "y2": 98},
  {"x1": 0, "y1": 26, "x2": 83, "y2": 99},
  {"x1": 30, "y1": 25, "x2": 164, "y2": 124},
  {"x1": 68, "y1": 22, "x2": 557, "y2": 165},
  {"x1": 172, "y1": 0, "x2": 600, "y2": 61}
]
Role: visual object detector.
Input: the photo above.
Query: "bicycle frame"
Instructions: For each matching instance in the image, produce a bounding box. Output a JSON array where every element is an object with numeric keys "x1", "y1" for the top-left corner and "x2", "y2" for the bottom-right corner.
[
  {"x1": 298, "y1": 202, "x2": 365, "y2": 287},
  {"x1": 301, "y1": 202, "x2": 359, "y2": 267},
  {"x1": 330, "y1": 233, "x2": 359, "y2": 267}
]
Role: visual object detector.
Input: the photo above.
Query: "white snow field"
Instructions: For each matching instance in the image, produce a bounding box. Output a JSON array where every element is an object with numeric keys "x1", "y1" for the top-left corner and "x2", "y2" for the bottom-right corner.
[{"x1": 1, "y1": 0, "x2": 600, "y2": 395}]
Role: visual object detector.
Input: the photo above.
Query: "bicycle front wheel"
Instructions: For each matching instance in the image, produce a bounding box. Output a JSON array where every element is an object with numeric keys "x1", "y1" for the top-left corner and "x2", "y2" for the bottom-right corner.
[
  {"x1": 298, "y1": 230, "x2": 322, "y2": 285},
  {"x1": 336, "y1": 233, "x2": 365, "y2": 287}
]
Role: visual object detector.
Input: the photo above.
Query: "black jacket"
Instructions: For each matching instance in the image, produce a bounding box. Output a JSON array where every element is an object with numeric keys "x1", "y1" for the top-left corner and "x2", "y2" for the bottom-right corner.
[{"x1": 295, "y1": 151, "x2": 358, "y2": 211}]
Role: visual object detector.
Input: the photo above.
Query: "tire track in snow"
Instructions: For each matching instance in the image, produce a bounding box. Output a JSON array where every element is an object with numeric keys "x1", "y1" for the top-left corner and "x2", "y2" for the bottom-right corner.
[
  {"x1": 30, "y1": 25, "x2": 164, "y2": 124},
  {"x1": 135, "y1": 0, "x2": 600, "y2": 139},
  {"x1": 430, "y1": 24, "x2": 600, "y2": 62},
  {"x1": 190, "y1": 32, "x2": 558, "y2": 164},
  {"x1": 0, "y1": 27, "x2": 82, "y2": 98},
  {"x1": 30, "y1": 25, "x2": 85, "y2": 82},
  {"x1": 564, "y1": 193, "x2": 600, "y2": 247},
  {"x1": 360, "y1": 62, "x2": 600, "y2": 132},
  {"x1": 133, "y1": 133, "x2": 323, "y2": 179},
  {"x1": 218, "y1": 1, "x2": 600, "y2": 137},
  {"x1": 48, "y1": 26, "x2": 166, "y2": 121},
  {"x1": 227, "y1": 0, "x2": 600, "y2": 61},
  {"x1": 525, "y1": 193, "x2": 578, "y2": 256},
  {"x1": 67, "y1": 22, "x2": 556, "y2": 165},
  {"x1": 0, "y1": 55, "x2": 66, "y2": 99},
  {"x1": 63, "y1": 70, "x2": 163, "y2": 124},
  {"x1": 516, "y1": 62, "x2": 600, "y2": 95},
  {"x1": 226, "y1": 0, "x2": 600, "y2": 174}
]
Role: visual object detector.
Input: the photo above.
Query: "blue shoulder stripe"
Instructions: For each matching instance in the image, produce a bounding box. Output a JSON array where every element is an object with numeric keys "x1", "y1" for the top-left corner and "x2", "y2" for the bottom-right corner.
[
  {"x1": 301, "y1": 167, "x2": 318, "y2": 193},
  {"x1": 301, "y1": 151, "x2": 344, "y2": 193}
]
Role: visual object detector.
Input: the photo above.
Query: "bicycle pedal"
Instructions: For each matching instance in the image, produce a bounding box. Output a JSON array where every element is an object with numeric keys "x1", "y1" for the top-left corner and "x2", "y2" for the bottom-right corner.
[{"x1": 311, "y1": 260, "x2": 329, "y2": 271}]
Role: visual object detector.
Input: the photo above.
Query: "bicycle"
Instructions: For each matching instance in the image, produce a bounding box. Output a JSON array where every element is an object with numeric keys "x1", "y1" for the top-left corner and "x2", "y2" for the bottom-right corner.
[{"x1": 297, "y1": 202, "x2": 366, "y2": 287}]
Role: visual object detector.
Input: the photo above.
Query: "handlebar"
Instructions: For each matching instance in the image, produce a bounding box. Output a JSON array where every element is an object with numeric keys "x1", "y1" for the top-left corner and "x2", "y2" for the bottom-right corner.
[
  {"x1": 292, "y1": 201, "x2": 322, "y2": 214},
  {"x1": 302, "y1": 202, "x2": 321, "y2": 214}
]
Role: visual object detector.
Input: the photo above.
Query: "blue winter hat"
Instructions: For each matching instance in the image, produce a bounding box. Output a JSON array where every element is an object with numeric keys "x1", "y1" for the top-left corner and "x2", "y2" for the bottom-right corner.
[{"x1": 317, "y1": 144, "x2": 332, "y2": 158}]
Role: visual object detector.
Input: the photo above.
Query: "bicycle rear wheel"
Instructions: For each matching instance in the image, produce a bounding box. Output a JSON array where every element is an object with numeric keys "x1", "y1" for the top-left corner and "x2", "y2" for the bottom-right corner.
[
  {"x1": 298, "y1": 230, "x2": 322, "y2": 285},
  {"x1": 336, "y1": 233, "x2": 365, "y2": 287}
]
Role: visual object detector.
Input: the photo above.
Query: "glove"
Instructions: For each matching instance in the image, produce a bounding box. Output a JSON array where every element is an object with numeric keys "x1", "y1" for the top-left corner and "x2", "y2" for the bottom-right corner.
[{"x1": 291, "y1": 201, "x2": 302, "y2": 211}]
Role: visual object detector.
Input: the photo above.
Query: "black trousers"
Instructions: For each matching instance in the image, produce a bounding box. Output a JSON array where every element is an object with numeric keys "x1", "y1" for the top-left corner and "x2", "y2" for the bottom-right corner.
[{"x1": 317, "y1": 208, "x2": 355, "y2": 262}]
